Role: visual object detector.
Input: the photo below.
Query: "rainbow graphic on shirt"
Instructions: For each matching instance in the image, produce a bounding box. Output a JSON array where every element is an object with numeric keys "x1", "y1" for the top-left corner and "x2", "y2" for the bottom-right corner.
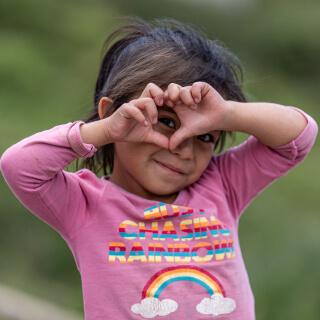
[
  {"x1": 131, "y1": 265, "x2": 237, "y2": 318},
  {"x1": 141, "y1": 265, "x2": 225, "y2": 299}
]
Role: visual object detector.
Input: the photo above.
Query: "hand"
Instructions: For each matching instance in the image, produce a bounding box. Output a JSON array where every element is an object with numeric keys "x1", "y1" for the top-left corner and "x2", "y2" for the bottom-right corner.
[
  {"x1": 163, "y1": 82, "x2": 233, "y2": 150},
  {"x1": 105, "y1": 83, "x2": 169, "y2": 149}
]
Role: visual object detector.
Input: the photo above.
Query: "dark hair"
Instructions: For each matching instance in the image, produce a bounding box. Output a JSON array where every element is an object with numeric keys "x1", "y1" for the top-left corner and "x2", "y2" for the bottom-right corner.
[{"x1": 75, "y1": 16, "x2": 247, "y2": 176}]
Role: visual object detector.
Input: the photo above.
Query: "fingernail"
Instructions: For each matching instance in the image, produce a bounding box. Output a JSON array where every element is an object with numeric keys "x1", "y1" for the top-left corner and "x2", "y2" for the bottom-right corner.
[
  {"x1": 144, "y1": 120, "x2": 149, "y2": 126},
  {"x1": 195, "y1": 97, "x2": 200, "y2": 103}
]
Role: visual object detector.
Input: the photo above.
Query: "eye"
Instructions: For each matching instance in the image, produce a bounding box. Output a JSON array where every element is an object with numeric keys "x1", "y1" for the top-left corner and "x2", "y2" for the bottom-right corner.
[
  {"x1": 197, "y1": 133, "x2": 215, "y2": 144},
  {"x1": 158, "y1": 117, "x2": 176, "y2": 129}
]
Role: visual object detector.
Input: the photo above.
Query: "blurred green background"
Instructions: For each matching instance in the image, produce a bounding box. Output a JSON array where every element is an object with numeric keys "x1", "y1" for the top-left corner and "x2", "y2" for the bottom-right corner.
[{"x1": 0, "y1": 0, "x2": 319, "y2": 319}]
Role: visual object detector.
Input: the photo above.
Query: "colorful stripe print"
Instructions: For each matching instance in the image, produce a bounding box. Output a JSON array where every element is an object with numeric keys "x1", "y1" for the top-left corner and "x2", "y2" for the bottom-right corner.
[
  {"x1": 143, "y1": 202, "x2": 208, "y2": 220},
  {"x1": 141, "y1": 265, "x2": 225, "y2": 299},
  {"x1": 108, "y1": 239, "x2": 235, "y2": 263},
  {"x1": 118, "y1": 216, "x2": 230, "y2": 241}
]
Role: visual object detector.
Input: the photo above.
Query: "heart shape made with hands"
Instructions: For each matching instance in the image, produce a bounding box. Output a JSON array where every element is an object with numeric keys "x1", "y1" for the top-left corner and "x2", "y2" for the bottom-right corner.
[{"x1": 141, "y1": 82, "x2": 229, "y2": 151}]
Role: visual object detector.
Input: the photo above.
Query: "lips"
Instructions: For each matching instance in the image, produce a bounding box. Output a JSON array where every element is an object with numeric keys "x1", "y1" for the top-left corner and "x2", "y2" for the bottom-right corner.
[{"x1": 154, "y1": 160, "x2": 184, "y2": 174}]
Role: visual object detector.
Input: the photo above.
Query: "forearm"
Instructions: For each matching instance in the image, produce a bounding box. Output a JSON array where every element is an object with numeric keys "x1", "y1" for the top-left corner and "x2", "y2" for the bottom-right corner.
[
  {"x1": 225, "y1": 101, "x2": 308, "y2": 148},
  {"x1": 79, "y1": 118, "x2": 114, "y2": 149},
  {"x1": 0, "y1": 121, "x2": 96, "y2": 191}
]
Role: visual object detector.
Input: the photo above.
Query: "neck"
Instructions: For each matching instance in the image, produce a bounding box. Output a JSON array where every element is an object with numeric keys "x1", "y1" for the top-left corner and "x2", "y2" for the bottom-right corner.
[{"x1": 108, "y1": 174, "x2": 179, "y2": 204}]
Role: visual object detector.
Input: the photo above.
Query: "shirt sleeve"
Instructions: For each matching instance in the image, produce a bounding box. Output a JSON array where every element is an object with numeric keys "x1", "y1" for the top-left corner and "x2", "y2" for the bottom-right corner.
[
  {"x1": 0, "y1": 121, "x2": 105, "y2": 241},
  {"x1": 213, "y1": 106, "x2": 318, "y2": 220}
]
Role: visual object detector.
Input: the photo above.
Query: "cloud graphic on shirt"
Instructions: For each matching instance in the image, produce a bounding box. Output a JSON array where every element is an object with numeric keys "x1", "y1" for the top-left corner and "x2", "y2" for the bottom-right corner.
[
  {"x1": 196, "y1": 293, "x2": 236, "y2": 316},
  {"x1": 131, "y1": 297, "x2": 178, "y2": 318}
]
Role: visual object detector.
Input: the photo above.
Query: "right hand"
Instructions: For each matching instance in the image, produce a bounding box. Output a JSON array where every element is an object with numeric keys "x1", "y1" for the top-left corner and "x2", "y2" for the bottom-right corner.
[{"x1": 104, "y1": 83, "x2": 169, "y2": 149}]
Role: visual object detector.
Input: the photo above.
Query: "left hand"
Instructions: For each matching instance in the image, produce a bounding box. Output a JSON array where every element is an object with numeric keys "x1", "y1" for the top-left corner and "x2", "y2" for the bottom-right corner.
[{"x1": 163, "y1": 82, "x2": 233, "y2": 150}]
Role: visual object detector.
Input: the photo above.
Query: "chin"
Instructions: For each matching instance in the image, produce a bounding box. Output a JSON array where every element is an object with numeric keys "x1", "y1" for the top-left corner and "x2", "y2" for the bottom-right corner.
[{"x1": 146, "y1": 182, "x2": 181, "y2": 197}]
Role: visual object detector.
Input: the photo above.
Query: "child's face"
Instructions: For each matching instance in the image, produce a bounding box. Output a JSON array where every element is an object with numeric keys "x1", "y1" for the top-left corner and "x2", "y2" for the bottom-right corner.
[{"x1": 109, "y1": 105, "x2": 221, "y2": 203}]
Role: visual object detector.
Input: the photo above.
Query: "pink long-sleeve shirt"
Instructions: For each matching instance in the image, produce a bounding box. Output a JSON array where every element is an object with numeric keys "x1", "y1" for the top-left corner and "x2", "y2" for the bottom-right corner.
[{"x1": 0, "y1": 107, "x2": 318, "y2": 320}]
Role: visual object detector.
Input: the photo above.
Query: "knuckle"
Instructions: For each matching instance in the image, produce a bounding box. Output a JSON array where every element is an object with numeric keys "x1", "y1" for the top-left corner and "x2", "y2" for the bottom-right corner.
[{"x1": 147, "y1": 82, "x2": 155, "y2": 87}]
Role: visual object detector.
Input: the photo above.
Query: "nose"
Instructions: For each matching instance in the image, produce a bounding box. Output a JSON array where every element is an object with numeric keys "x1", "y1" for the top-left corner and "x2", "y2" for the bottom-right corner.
[{"x1": 169, "y1": 137, "x2": 194, "y2": 160}]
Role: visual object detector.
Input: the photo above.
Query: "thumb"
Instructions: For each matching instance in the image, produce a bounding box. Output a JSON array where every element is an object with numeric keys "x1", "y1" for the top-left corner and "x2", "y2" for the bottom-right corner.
[
  {"x1": 148, "y1": 131, "x2": 169, "y2": 149},
  {"x1": 169, "y1": 127, "x2": 192, "y2": 151}
]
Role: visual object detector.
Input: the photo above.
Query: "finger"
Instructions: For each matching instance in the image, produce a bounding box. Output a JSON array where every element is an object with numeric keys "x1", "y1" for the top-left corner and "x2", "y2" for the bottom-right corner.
[
  {"x1": 148, "y1": 131, "x2": 169, "y2": 149},
  {"x1": 134, "y1": 97, "x2": 158, "y2": 124},
  {"x1": 190, "y1": 82, "x2": 203, "y2": 104},
  {"x1": 169, "y1": 127, "x2": 192, "y2": 151},
  {"x1": 191, "y1": 82, "x2": 210, "y2": 103},
  {"x1": 140, "y1": 82, "x2": 164, "y2": 106},
  {"x1": 166, "y1": 83, "x2": 182, "y2": 104},
  {"x1": 180, "y1": 86, "x2": 197, "y2": 109},
  {"x1": 122, "y1": 102, "x2": 148, "y2": 126},
  {"x1": 163, "y1": 90, "x2": 174, "y2": 108}
]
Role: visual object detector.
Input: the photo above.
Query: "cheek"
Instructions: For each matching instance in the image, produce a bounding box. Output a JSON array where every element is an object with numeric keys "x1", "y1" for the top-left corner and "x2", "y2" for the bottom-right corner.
[
  {"x1": 114, "y1": 141, "x2": 160, "y2": 166},
  {"x1": 194, "y1": 143, "x2": 213, "y2": 171}
]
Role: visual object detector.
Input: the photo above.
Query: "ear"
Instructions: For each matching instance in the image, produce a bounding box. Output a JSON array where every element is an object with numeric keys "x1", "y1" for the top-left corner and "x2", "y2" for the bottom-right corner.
[{"x1": 98, "y1": 97, "x2": 113, "y2": 119}]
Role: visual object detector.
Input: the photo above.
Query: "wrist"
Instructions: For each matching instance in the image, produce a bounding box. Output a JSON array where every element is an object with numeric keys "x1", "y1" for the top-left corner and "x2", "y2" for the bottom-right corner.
[
  {"x1": 79, "y1": 118, "x2": 115, "y2": 149},
  {"x1": 103, "y1": 117, "x2": 116, "y2": 145},
  {"x1": 222, "y1": 100, "x2": 239, "y2": 132}
]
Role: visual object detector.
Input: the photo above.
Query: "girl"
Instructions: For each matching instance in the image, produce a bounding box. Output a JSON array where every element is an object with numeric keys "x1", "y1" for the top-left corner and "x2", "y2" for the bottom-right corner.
[{"x1": 0, "y1": 17, "x2": 318, "y2": 320}]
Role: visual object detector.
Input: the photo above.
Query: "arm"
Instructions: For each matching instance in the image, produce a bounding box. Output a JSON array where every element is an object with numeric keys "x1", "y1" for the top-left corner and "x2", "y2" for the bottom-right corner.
[
  {"x1": 225, "y1": 101, "x2": 309, "y2": 147},
  {"x1": 0, "y1": 93, "x2": 172, "y2": 240},
  {"x1": 79, "y1": 117, "x2": 114, "y2": 148},
  {"x1": 0, "y1": 121, "x2": 107, "y2": 240},
  {"x1": 158, "y1": 82, "x2": 318, "y2": 218},
  {"x1": 215, "y1": 105, "x2": 318, "y2": 219}
]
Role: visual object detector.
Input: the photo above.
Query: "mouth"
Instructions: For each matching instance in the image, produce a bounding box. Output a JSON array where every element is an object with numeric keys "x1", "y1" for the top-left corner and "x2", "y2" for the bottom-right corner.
[{"x1": 153, "y1": 160, "x2": 184, "y2": 175}]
